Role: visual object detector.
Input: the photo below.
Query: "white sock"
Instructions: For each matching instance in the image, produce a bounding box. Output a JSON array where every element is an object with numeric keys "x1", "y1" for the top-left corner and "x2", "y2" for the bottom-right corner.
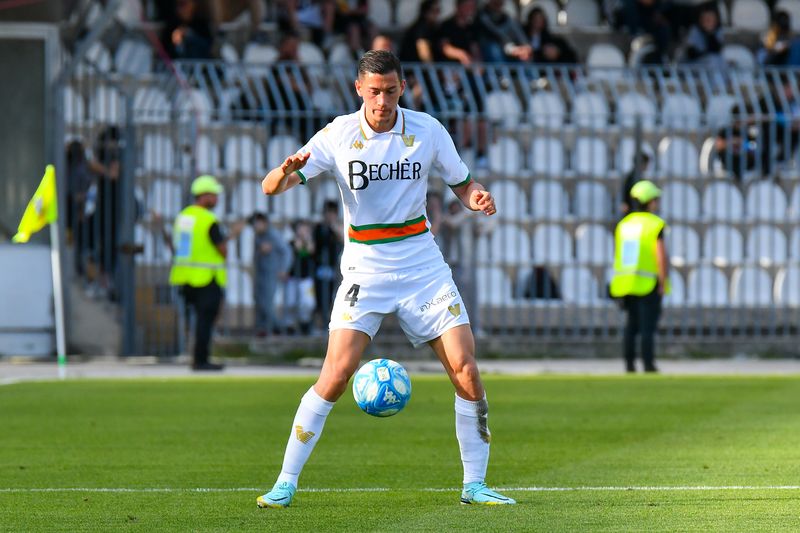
[
  {"x1": 276, "y1": 387, "x2": 335, "y2": 487},
  {"x1": 454, "y1": 394, "x2": 491, "y2": 485}
]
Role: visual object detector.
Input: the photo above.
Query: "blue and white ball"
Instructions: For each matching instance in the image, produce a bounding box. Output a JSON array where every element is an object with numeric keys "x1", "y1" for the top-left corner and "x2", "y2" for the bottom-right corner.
[{"x1": 352, "y1": 359, "x2": 412, "y2": 417}]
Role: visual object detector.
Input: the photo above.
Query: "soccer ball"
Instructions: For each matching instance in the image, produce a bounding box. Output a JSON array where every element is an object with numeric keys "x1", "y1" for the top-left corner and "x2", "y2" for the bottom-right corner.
[{"x1": 352, "y1": 358, "x2": 412, "y2": 417}]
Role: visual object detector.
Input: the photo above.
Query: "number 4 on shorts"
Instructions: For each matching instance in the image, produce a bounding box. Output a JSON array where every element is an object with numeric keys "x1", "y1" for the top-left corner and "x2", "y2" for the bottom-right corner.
[{"x1": 344, "y1": 284, "x2": 360, "y2": 307}]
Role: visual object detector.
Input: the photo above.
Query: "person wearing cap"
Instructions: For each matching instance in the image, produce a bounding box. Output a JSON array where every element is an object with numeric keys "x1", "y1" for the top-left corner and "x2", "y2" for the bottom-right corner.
[
  {"x1": 610, "y1": 180, "x2": 670, "y2": 373},
  {"x1": 169, "y1": 175, "x2": 240, "y2": 371}
]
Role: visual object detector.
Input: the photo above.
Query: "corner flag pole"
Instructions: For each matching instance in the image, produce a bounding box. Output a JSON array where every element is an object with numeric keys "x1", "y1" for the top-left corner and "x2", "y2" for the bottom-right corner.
[{"x1": 49, "y1": 221, "x2": 67, "y2": 380}]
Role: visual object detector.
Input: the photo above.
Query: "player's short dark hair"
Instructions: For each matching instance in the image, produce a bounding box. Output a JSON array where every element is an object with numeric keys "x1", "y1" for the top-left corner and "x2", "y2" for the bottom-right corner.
[{"x1": 358, "y1": 50, "x2": 403, "y2": 80}]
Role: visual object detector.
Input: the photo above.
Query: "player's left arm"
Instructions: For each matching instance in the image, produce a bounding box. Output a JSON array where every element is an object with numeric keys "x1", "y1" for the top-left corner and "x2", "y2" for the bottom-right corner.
[{"x1": 452, "y1": 180, "x2": 497, "y2": 216}]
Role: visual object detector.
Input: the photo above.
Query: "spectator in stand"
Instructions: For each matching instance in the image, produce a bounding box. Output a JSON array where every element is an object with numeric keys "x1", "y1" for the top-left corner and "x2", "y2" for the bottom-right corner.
[
  {"x1": 439, "y1": 0, "x2": 487, "y2": 165},
  {"x1": 399, "y1": 0, "x2": 441, "y2": 63},
  {"x1": 679, "y1": 4, "x2": 724, "y2": 68},
  {"x1": 65, "y1": 140, "x2": 94, "y2": 277},
  {"x1": 251, "y1": 212, "x2": 292, "y2": 337},
  {"x1": 371, "y1": 33, "x2": 395, "y2": 52},
  {"x1": 399, "y1": 0, "x2": 441, "y2": 109},
  {"x1": 712, "y1": 104, "x2": 761, "y2": 181},
  {"x1": 335, "y1": 0, "x2": 372, "y2": 59},
  {"x1": 285, "y1": 220, "x2": 316, "y2": 335},
  {"x1": 758, "y1": 10, "x2": 800, "y2": 66},
  {"x1": 523, "y1": 7, "x2": 578, "y2": 64},
  {"x1": 620, "y1": 0, "x2": 671, "y2": 64},
  {"x1": 476, "y1": 0, "x2": 531, "y2": 62},
  {"x1": 312, "y1": 200, "x2": 343, "y2": 330},
  {"x1": 277, "y1": 0, "x2": 336, "y2": 50},
  {"x1": 520, "y1": 266, "x2": 561, "y2": 300},
  {"x1": 210, "y1": 0, "x2": 263, "y2": 41},
  {"x1": 161, "y1": 0, "x2": 215, "y2": 60}
]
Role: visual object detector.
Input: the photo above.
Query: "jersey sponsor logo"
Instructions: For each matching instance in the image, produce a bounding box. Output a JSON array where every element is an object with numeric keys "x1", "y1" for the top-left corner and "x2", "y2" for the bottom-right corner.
[
  {"x1": 419, "y1": 290, "x2": 458, "y2": 313},
  {"x1": 348, "y1": 159, "x2": 422, "y2": 190},
  {"x1": 448, "y1": 303, "x2": 461, "y2": 317},
  {"x1": 294, "y1": 425, "x2": 315, "y2": 444}
]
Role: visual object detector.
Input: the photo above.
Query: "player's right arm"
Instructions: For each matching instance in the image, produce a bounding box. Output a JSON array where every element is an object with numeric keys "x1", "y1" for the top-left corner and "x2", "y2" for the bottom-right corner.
[{"x1": 262, "y1": 152, "x2": 310, "y2": 195}]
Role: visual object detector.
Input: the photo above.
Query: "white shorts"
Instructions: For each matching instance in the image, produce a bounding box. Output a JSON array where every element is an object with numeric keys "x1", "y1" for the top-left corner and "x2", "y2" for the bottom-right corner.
[{"x1": 329, "y1": 263, "x2": 471, "y2": 347}]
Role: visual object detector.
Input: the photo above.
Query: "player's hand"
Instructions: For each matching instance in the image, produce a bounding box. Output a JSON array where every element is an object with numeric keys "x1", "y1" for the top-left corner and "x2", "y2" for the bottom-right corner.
[
  {"x1": 281, "y1": 152, "x2": 310, "y2": 177},
  {"x1": 470, "y1": 189, "x2": 496, "y2": 216}
]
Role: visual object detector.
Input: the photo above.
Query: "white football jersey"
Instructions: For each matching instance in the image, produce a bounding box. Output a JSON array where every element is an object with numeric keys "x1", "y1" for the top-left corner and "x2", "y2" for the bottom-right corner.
[{"x1": 295, "y1": 105, "x2": 472, "y2": 273}]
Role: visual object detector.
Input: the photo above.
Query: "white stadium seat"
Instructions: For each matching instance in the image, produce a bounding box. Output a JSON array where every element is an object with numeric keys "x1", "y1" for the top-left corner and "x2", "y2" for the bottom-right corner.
[
  {"x1": 530, "y1": 137, "x2": 565, "y2": 176},
  {"x1": 328, "y1": 42, "x2": 355, "y2": 64},
  {"x1": 142, "y1": 133, "x2": 175, "y2": 173},
  {"x1": 486, "y1": 90, "x2": 522, "y2": 128},
  {"x1": 746, "y1": 224, "x2": 787, "y2": 266},
  {"x1": 219, "y1": 42, "x2": 239, "y2": 63},
  {"x1": 313, "y1": 179, "x2": 342, "y2": 213},
  {"x1": 667, "y1": 225, "x2": 700, "y2": 267},
  {"x1": 237, "y1": 224, "x2": 255, "y2": 266},
  {"x1": 533, "y1": 224, "x2": 573, "y2": 264},
  {"x1": 89, "y1": 85, "x2": 124, "y2": 123},
  {"x1": 565, "y1": 0, "x2": 600, "y2": 26},
  {"x1": 531, "y1": 181, "x2": 568, "y2": 220},
  {"x1": 776, "y1": 0, "x2": 800, "y2": 30},
  {"x1": 792, "y1": 228, "x2": 800, "y2": 260},
  {"x1": 573, "y1": 181, "x2": 611, "y2": 220},
  {"x1": 225, "y1": 135, "x2": 265, "y2": 175},
  {"x1": 703, "y1": 224, "x2": 744, "y2": 266},
  {"x1": 528, "y1": 91, "x2": 565, "y2": 129},
  {"x1": 476, "y1": 223, "x2": 532, "y2": 266},
  {"x1": 657, "y1": 137, "x2": 699, "y2": 178},
  {"x1": 571, "y1": 137, "x2": 609, "y2": 178},
  {"x1": 731, "y1": 0, "x2": 770, "y2": 31},
  {"x1": 134, "y1": 224, "x2": 171, "y2": 266},
  {"x1": 731, "y1": 266, "x2": 773, "y2": 306},
  {"x1": 77, "y1": 41, "x2": 112, "y2": 75},
  {"x1": 270, "y1": 183, "x2": 313, "y2": 221},
  {"x1": 491, "y1": 180, "x2": 529, "y2": 221},
  {"x1": 368, "y1": 0, "x2": 394, "y2": 29},
  {"x1": 267, "y1": 134, "x2": 302, "y2": 171},
  {"x1": 298, "y1": 41, "x2": 325, "y2": 64},
  {"x1": 616, "y1": 92, "x2": 657, "y2": 131},
  {"x1": 586, "y1": 44, "x2": 626, "y2": 80},
  {"x1": 190, "y1": 135, "x2": 221, "y2": 174},
  {"x1": 572, "y1": 91, "x2": 609, "y2": 130},
  {"x1": 790, "y1": 185, "x2": 800, "y2": 219},
  {"x1": 560, "y1": 266, "x2": 601, "y2": 304},
  {"x1": 575, "y1": 223, "x2": 614, "y2": 265},
  {"x1": 63, "y1": 86, "x2": 85, "y2": 125},
  {"x1": 230, "y1": 179, "x2": 267, "y2": 218},
  {"x1": 661, "y1": 93, "x2": 702, "y2": 131},
  {"x1": 615, "y1": 137, "x2": 655, "y2": 175},
  {"x1": 663, "y1": 271, "x2": 686, "y2": 307},
  {"x1": 774, "y1": 265, "x2": 800, "y2": 306},
  {"x1": 488, "y1": 137, "x2": 523, "y2": 175},
  {"x1": 243, "y1": 42, "x2": 279, "y2": 75},
  {"x1": 660, "y1": 182, "x2": 701, "y2": 222},
  {"x1": 705, "y1": 94, "x2": 738, "y2": 129},
  {"x1": 687, "y1": 265, "x2": 729, "y2": 305},
  {"x1": 476, "y1": 267, "x2": 513, "y2": 306},
  {"x1": 746, "y1": 181, "x2": 788, "y2": 221},
  {"x1": 133, "y1": 87, "x2": 171, "y2": 124},
  {"x1": 176, "y1": 89, "x2": 213, "y2": 125},
  {"x1": 396, "y1": 0, "x2": 423, "y2": 27},
  {"x1": 147, "y1": 179, "x2": 183, "y2": 219},
  {"x1": 702, "y1": 181, "x2": 744, "y2": 221},
  {"x1": 226, "y1": 267, "x2": 254, "y2": 307},
  {"x1": 722, "y1": 44, "x2": 756, "y2": 69},
  {"x1": 114, "y1": 39, "x2": 152, "y2": 75}
]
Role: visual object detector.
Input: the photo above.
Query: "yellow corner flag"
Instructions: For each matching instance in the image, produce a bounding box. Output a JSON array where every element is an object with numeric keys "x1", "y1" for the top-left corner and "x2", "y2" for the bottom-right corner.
[{"x1": 12, "y1": 165, "x2": 58, "y2": 243}]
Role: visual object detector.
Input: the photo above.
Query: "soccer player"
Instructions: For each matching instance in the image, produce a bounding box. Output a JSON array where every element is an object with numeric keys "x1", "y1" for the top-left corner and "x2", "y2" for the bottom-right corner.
[{"x1": 257, "y1": 50, "x2": 515, "y2": 507}]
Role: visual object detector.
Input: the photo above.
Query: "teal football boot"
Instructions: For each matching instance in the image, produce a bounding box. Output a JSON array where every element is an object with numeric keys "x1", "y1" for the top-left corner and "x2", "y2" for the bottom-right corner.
[
  {"x1": 460, "y1": 482, "x2": 516, "y2": 505},
  {"x1": 257, "y1": 481, "x2": 296, "y2": 508}
]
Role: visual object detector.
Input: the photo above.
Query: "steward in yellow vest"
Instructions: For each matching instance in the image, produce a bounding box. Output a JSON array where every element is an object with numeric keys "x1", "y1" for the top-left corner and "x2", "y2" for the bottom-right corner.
[
  {"x1": 169, "y1": 175, "x2": 231, "y2": 371},
  {"x1": 610, "y1": 180, "x2": 670, "y2": 373}
]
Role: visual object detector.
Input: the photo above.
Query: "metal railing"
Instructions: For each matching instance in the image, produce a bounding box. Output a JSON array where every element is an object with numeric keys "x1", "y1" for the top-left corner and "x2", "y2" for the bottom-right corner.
[{"x1": 61, "y1": 59, "x2": 800, "y2": 354}]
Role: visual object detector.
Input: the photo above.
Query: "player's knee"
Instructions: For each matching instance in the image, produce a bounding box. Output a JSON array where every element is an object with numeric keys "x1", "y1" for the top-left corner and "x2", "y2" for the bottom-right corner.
[{"x1": 454, "y1": 361, "x2": 481, "y2": 389}]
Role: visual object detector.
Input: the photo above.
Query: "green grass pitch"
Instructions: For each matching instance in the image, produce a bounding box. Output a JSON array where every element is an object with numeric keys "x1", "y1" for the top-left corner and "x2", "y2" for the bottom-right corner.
[{"x1": 1, "y1": 374, "x2": 799, "y2": 531}]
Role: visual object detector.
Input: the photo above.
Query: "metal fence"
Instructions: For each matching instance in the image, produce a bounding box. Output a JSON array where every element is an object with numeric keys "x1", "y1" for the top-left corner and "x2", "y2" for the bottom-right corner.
[{"x1": 61, "y1": 58, "x2": 800, "y2": 354}]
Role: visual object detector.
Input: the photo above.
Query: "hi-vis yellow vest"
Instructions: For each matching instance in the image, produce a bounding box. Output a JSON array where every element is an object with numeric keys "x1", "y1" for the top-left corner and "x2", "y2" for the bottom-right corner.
[
  {"x1": 610, "y1": 212, "x2": 668, "y2": 297},
  {"x1": 169, "y1": 205, "x2": 227, "y2": 288}
]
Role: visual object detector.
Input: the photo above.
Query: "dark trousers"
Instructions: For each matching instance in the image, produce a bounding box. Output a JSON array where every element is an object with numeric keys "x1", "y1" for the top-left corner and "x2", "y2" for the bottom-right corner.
[
  {"x1": 182, "y1": 282, "x2": 223, "y2": 365},
  {"x1": 623, "y1": 289, "x2": 661, "y2": 371}
]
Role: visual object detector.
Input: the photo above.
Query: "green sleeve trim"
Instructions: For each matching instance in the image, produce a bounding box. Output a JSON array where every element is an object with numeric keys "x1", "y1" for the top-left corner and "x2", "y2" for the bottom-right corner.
[
  {"x1": 295, "y1": 169, "x2": 307, "y2": 184},
  {"x1": 449, "y1": 173, "x2": 472, "y2": 188}
]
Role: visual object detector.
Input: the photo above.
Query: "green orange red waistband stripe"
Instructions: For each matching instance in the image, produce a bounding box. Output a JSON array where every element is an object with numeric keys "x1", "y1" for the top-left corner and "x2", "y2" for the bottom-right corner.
[{"x1": 349, "y1": 215, "x2": 429, "y2": 245}]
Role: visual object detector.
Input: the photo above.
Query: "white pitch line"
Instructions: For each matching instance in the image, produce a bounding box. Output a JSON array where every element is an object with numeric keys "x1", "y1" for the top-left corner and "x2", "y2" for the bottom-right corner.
[{"x1": 1, "y1": 486, "x2": 799, "y2": 494}]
